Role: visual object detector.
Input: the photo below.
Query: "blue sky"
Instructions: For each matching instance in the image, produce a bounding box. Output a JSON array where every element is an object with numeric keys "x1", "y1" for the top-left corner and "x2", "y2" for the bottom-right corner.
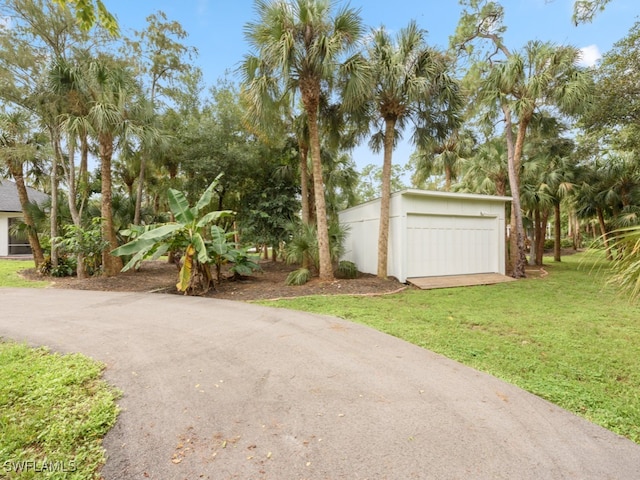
[{"x1": 105, "y1": 0, "x2": 639, "y2": 173}]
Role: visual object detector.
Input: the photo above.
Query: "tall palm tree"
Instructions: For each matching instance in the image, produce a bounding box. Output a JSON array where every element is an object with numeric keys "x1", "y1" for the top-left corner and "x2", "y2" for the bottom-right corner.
[
  {"x1": 82, "y1": 56, "x2": 146, "y2": 276},
  {"x1": 242, "y1": 0, "x2": 365, "y2": 281},
  {"x1": 475, "y1": 41, "x2": 590, "y2": 277},
  {"x1": 0, "y1": 110, "x2": 46, "y2": 267},
  {"x1": 357, "y1": 21, "x2": 462, "y2": 278}
]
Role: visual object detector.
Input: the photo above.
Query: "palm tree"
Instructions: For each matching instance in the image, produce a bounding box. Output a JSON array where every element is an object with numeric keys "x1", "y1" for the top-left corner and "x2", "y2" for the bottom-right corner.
[
  {"x1": 356, "y1": 21, "x2": 462, "y2": 278},
  {"x1": 412, "y1": 129, "x2": 475, "y2": 191},
  {"x1": 458, "y1": 137, "x2": 509, "y2": 196},
  {"x1": 477, "y1": 41, "x2": 590, "y2": 277},
  {"x1": 242, "y1": 0, "x2": 365, "y2": 281},
  {"x1": 0, "y1": 110, "x2": 46, "y2": 267},
  {"x1": 82, "y1": 56, "x2": 146, "y2": 276}
]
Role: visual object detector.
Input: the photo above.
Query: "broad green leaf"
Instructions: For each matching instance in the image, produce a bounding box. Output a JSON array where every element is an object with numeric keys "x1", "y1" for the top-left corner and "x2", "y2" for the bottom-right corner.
[
  {"x1": 150, "y1": 243, "x2": 170, "y2": 260},
  {"x1": 209, "y1": 225, "x2": 228, "y2": 255},
  {"x1": 192, "y1": 233, "x2": 209, "y2": 264},
  {"x1": 194, "y1": 174, "x2": 224, "y2": 213},
  {"x1": 120, "y1": 248, "x2": 151, "y2": 272},
  {"x1": 111, "y1": 224, "x2": 181, "y2": 257},
  {"x1": 196, "y1": 210, "x2": 235, "y2": 228},
  {"x1": 168, "y1": 189, "x2": 195, "y2": 224}
]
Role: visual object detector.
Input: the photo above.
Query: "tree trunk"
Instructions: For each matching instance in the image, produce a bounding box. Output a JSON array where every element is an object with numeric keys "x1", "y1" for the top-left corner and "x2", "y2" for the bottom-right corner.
[
  {"x1": 79, "y1": 132, "x2": 89, "y2": 215},
  {"x1": 554, "y1": 202, "x2": 562, "y2": 262},
  {"x1": 377, "y1": 117, "x2": 396, "y2": 278},
  {"x1": 68, "y1": 143, "x2": 88, "y2": 279},
  {"x1": 444, "y1": 165, "x2": 452, "y2": 192},
  {"x1": 302, "y1": 88, "x2": 333, "y2": 281},
  {"x1": 528, "y1": 225, "x2": 536, "y2": 266},
  {"x1": 99, "y1": 134, "x2": 123, "y2": 276},
  {"x1": 537, "y1": 210, "x2": 549, "y2": 266},
  {"x1": 597, "y1": 207, "x2": 613, "y2": 261},
  {"x1": 299, "y1": 142, "x2": 311, "y2": 270},
  {"x1": 10, "y1": 165, "x2": 44, "y2": 268},
  {"x1": 134, "y1": 152, "x2": 146, "y2": 225},
  {"x1": 299, "y1": 142, "x2": 310, "y2": 226},
  {"x1": 503, "y1": 107, "x2": 526, "y2": 278},
  {"x1": 50, "y1": 148, "x2": 58, "y2": 268}
]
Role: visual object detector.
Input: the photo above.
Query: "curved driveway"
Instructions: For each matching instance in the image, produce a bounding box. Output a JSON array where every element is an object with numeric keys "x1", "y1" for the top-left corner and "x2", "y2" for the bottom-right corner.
[{"x1": 1, "y1": 288, "x2": 639, "y2": 479}]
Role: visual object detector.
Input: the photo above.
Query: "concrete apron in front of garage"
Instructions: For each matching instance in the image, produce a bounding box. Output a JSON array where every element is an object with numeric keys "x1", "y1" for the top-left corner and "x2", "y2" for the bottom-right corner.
[{"x1": 407, "y1": 272, "x2": 516, "y2": 289}]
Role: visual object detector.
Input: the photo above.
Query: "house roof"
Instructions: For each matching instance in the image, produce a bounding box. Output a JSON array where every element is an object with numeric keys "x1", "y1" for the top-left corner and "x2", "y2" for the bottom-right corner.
[{"x1": 0, "y1": 179, "x2": 49, "y2": 213}]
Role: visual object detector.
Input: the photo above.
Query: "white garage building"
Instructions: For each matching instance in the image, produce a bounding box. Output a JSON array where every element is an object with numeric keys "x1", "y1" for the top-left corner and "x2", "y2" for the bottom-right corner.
[{"x1": 338, "y1": 189, "x2": 511, "y2": 283}]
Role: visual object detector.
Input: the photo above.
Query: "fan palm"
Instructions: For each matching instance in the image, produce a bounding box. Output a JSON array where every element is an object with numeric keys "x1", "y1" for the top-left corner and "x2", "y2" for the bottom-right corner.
[
  {"x1": 242, "y1": 0, "x2": 365, "y2": 281},
  {"x1": 355, "y1": 21, "x2": 462, "y2": 278}
]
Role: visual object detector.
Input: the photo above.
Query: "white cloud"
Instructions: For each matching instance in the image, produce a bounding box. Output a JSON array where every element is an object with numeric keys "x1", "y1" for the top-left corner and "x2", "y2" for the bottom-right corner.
[{"x1": 579, "y1": 44, "x2": 602, "y2": 67}]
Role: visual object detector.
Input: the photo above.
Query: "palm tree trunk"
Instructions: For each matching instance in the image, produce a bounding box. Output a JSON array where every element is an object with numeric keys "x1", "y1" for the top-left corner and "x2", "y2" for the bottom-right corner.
[
  {"x1": 597, "y1": 207, "x2": 613, "y2": 261},
  {"x1": 377, "y1": 118, "x2": 396, "y2": 278},
  {"x1": 504, "y1": 107, "x2": 526, "y2": 278},
  {"x1": 299, "y1": 142, "x2": 310, "y2": 226},
  {"x1": 50, "y1": 145, "x2": 58, "y2": 269},
  {"x1": 134, "y1": 153, "x2": 146, "y2": 225},
  {"x1": 444, "y1": 165, "x2": 452, "y2": 192},
  {"x1": 554, "y1": 202, "x2": 562, "y2": 262},
  {"x1": 303, "y1": 93, "x2": 333, "y2": 281},
  {"x1": 99, "y1": 134, "x2": 123, "y2": 276},
  {"x1": 538, "y1": 210, "x2": 549, "y2": 266},
  {"x1": 299, "y1": 143, "x2": 311, "y2": 270},
  {"x1": 10, "y1": 165, "x2": 44, "y2": 268}
]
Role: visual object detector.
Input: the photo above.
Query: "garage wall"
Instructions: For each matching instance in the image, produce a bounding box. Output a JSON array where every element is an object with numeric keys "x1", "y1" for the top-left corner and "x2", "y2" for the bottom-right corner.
[
  {"x1": 339, "y1": 190, "x2": 510, "y2": 282},
  {"x1": 340, "y1": 200, "x2": 381, "y2": 276},
  {"x1": 406, "y1": 214, "x2": 499, "y2": 277}
]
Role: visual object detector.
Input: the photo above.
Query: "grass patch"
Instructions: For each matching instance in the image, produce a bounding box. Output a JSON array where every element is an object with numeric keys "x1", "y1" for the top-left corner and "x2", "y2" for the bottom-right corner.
[
  {"x1": 0, "y1": 260, "x2": 50, "y2": 288},
  {"x1": 0, "y1": 341, "x2": 120, "y2": 479},
  {"x1": 258, "y1": 252, "x2": 640, "y2": 444}
]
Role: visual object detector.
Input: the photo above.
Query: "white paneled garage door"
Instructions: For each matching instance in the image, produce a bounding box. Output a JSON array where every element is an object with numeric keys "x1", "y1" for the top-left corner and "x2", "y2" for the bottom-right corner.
[{"x1": 406, "y1": 214, "x2": 499, "y2": 278}]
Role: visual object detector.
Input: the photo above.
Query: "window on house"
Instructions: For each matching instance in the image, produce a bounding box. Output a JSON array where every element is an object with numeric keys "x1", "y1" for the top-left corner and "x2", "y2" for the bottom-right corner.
[{"x1": 8, "y1": 217, "x2": 31, "y2": 255}]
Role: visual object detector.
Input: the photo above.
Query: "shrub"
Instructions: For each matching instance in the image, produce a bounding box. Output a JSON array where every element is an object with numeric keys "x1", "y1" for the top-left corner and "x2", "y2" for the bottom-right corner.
[
  {"x1": 38, "y1": 255, "x2": 77, "y2": 277},
  {"x1": 336, "y1": 260, "x2": 358, "y2": 279},
  {"x1": 285, "y1": 268, "x2": 311, "y2": 286}
]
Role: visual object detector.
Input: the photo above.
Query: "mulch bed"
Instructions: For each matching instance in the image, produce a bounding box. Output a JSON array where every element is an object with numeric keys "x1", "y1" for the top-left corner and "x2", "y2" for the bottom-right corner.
[
  {"x1": 25, "y1": 259, "x2": 408, "y2": 301},
  {"x1": 20, "y1": 250, "x2": 571, "y2": 301}
]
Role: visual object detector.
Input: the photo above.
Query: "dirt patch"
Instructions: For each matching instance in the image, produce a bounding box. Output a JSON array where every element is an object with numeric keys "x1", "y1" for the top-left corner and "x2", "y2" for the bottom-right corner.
[{"x1": 22, "y1": 259, "x2": 408, "y2": 301}]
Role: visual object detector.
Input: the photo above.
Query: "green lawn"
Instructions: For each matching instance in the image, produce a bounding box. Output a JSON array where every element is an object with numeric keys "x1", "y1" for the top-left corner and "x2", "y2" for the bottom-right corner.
[
  {"x1": 0, "y1": 341, "x2": 120, "y2": 479},
  {"x1": 0, "y1": 260, "x2": 50, "y2": 288},
  {"x1": 259, "y1": 252, "x2": 640, "y2": 444}
]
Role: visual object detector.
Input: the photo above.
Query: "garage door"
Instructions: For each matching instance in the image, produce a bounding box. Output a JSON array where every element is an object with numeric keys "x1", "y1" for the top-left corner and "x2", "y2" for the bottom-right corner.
[{"x1": 406, "y1": 214, "x2": 498, "y2": 278}]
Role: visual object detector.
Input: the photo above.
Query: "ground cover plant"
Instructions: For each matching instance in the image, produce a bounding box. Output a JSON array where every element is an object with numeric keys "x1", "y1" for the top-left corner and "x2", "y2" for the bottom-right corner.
[
  {"x1": 0, "y1": 260, "x2": 50, "y2": 288},
  {"x1": 259, "y1": 252, "x2": 640, "y2": 444},
  {"x1": 0, "y1": 341, "x2": 119, "y2": 479}
]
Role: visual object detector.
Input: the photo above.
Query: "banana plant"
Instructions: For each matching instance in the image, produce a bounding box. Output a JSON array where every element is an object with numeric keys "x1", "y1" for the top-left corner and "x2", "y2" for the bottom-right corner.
[{"x1": 112, "y1": 175, "x2": 234, "y2": 294}]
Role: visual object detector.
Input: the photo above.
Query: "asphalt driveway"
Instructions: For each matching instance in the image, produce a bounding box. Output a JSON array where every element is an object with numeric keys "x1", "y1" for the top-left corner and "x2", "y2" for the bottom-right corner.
[{"x1": 1, "y1": 288, "x2": 639, "y2": 479}]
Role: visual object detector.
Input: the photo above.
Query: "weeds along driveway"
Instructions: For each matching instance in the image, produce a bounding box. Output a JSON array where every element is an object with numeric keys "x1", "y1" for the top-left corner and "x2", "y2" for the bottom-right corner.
[{"x1": 1, "y1": 288, "x2": 639, "y2": 480}]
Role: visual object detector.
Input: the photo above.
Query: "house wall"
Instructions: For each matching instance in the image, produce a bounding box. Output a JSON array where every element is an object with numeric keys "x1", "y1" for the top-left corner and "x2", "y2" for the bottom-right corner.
[{"x1": 339, "y1": 190, "x2": 510, "y2": 282}]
